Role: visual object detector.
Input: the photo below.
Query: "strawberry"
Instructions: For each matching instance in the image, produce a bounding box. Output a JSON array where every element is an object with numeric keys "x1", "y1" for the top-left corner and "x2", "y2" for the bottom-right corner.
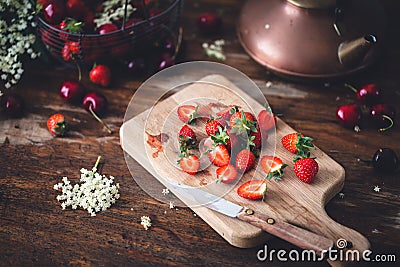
[
  {"x1": 216, "y1": 105, "x2": 240, "y2": 120},
  {"x1": 205, "y1": 119, "x2": 223, "y2": 136},
  {"x1": 208, "y1": 144, "x2": 230, "y2": 167},
  {"x1": 62, "y1": 41, "x2": 80, "y2": 62},
  {"x1": 258, "y1": 107, "x2": 276, "y2": 133},
  {"x1": 47, "y1": 113, "x2": 67, "y2": 136},
  {"x1": 260, "y1": 156, "x2": 288, "y2": 181},
  {"x1": 237, "y1": 180, "x2": 267, "y2": 200},
  {"x1": 230, "y1": 110, "x2": 257, "y2": 136},
  {"x1": 89, "y1": 64, "x2": 112, "y2": 87},
  {"x1": 294, "y1": 158, "x2": 319, "y2": 183},
  {"x1": 216, "y1": 164, "x2": 238, "y2": 183},
  {"x1": 249, "y1": 126, "x2": 262, "y2": 149},
  {"x1": 177, "y1": 105, "x2": 198, "y2": 124},
  {"x1": 179, "y1": 155, "x2": 200, "y2": 175},
  {"x1": 235, "y1": 149, "x2": 255, "y2": 172},
  {"x1": 59, "y1": 18, "x2": 83, "y2": 40},
  {"x1": 281, "y1": 132, "x2": 314, "y2": 158},
  {"x1": 178, "y1": 125, "x2": 197, "y2": 149}
]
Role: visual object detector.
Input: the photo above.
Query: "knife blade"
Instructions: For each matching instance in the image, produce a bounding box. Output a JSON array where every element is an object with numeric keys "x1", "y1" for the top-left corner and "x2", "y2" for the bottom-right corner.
[{"x1": 168, "y1": 182, "x2": 333, "y2": 256}]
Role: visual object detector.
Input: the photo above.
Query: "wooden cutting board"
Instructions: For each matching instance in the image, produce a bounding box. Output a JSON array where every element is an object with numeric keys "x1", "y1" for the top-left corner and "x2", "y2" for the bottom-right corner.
[{"x1": 120, "y1": 74, "x2": 369, "y2": 261}]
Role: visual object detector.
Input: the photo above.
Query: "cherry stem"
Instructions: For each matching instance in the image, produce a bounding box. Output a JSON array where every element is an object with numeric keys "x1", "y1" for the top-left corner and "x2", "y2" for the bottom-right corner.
[
  {"x1": 89, "y1": 105, "x2": 113, "y2": 134},
  {"x1": 93, "y1": 156, "x2": 101, "y2": 170},
  {"x1": 344, "y1": 83, "x2": 358, "y2": 93},
  {"x1": 73, "y1": 60, "x2": 82, "y2": 81},
  {"x1": 378, "y1": 115, "x2": 394, "y2": 132},
  {"x1": 172, "y1": 27, "x2": 183, "y2": 60}
]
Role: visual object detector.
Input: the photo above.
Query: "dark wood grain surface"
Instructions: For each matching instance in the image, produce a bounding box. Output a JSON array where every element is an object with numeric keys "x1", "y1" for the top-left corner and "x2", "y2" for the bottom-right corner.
[{"x1": 1, "y1": 0, "x2": 399, "y2": 266}]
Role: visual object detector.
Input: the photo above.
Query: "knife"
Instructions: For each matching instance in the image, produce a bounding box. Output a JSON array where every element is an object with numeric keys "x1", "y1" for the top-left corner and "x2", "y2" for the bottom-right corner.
[{"x1": 168, "y1": 182, "x2": 333, "y2": 256}]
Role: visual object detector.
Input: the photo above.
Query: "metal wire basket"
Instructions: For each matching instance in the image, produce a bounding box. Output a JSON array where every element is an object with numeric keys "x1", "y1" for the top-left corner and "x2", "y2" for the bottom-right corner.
[{"x1": 36, "y1": 0, "x2": 183, "y2": 66}]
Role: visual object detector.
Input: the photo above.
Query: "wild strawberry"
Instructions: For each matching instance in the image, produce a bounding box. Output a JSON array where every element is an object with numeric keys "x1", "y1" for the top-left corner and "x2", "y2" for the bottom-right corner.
[
  {"x1": 216, "y1": 164, "x2": 237, "y2": 183},
  {"x1": 47, "y1": 113, "x2": 67, "y2": 136},
  {"x1": 235, "y1": 149, "x2": 255, "y2": 172},
  {"x1": 294, "y1": 158, "x2": 319, "y2": 183},
  {"x1": 89, "y1": 64, "x2": 112, "y2": 87},
  {"x1": 237, "y1": 180, "x2": 267, "y2": 200},
  {"x1": 177, "y1": 105, "x2": 198, "y2": 124},
  {"x1": 281, "y1": 132, "x2": 314, "y2": 158},
  {"x1": 178, "y1": 125, "x2": 197, "y2": 149},
  {"x1": 260, "y1": 156, "x2": 287, "y2": 181},
  {"x1": 216, "y1": 105, "x2": 240, "y2": 120},
  {"x1": 207, "y1": 144, "x2": 230, "y2": 167},
  {"x1": 205, "y1": 119, "x2": 223, "y2": 136},
  {"x1": 179, "y1": 155, "x2": 200, "y2": 175},
  {"x1": 230, "y1": 110, "x2": 257, "y2": 136},
  {"x1": 258, "y1": 106, "x2": 276, "y2": 133}
]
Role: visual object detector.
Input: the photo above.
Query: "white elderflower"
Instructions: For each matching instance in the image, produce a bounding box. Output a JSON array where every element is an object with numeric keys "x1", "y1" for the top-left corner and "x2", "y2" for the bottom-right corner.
[
  {"x1": 162, "y1": 188, "x2": 170, "y2": 195},
  {"x1": 94, "y1": 0, "x2": 136, "y2": 29},
  {"x1": 140, "y1": 216, "x2": 152, "y2": 230},
  {"x1": 0, "y1": 0, "x2": 39, "y2": 87},
  {"x1": 54, "y1": 156, "x2": 120, "y2": 217},
  {"x1": 203, "y1": 39, "x2": 226, "y2": 61},
  {"x1": 169, "y1": 201, "x2": 175, "y2": 209}
]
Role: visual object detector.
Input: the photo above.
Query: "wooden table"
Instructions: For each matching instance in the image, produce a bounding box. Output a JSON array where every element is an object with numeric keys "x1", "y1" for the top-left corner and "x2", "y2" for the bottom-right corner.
[{"x1": 1, "y1": 1, "x2": 399, "y2": 266}]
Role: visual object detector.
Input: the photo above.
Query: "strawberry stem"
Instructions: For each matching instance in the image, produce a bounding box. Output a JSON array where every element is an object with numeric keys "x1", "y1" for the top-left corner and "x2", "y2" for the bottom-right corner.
[
  {"x1": 89, "y1": 105, "x2": 112, "y2": 134},
  {"x1": 378, "y1": 115, "x2": 394, "y2": 132},
  {"x1": 344, "y1": 83, "x2": 358, "y2": 93}
]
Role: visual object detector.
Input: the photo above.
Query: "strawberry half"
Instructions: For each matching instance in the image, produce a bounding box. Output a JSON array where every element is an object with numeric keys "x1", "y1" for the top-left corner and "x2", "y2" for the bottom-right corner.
[
  {"x1": 216, "y1": 105, "x2": 240, "y2": 120},
  {"x1": 235, "y1": 149, "x2": 255, "y2": 172},
  {"x1": 281, "y1": 132, "x2": 314, "y2": 158},
  {"x1": 179, "y1": 155, "x2": 200, "y2": 175},
  {"x1": 205, "y1": 119, "x2": 223, "y2": 136},
  {"x1": 177, "y1": 105, "x2": 198, "y2": 124},
  {"x1": 216, "y1": 164, "x2": 238, "y2": 183},
  {"x1": 260, "y1": 156, "x2": 287, "y2": 181},
  {"x1": 294, "y1": 158, "x2": 319, "y2": 183},
  {"x1": 257, "y1": 107, "x2": 276, "y2": 133},
  {"x1": 208, "y1": 144, "x2": 230, "y2": 167},
  {"x1": 47, "y1": 113, "x2": 67, "y2": 136},
  {"x1": 237, "y1": 180, "x2": 267, "y2": 200}
]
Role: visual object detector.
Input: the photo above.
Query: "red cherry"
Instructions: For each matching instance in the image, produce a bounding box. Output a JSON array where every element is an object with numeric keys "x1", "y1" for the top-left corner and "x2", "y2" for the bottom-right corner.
[
  {"x1": 158, "y1": 53, "x2": 175, "y2": 70},
  {"x1": 60, "y1": 80, "x2": 86, "y2": 104},
  {"x1": 65, "y1": 0, "x2": 90, "y2": 21},
  {"x1": 126, "y1": 57, "x2": 147, "y2": 76},
  {"x1": 336, "y1": 104, "x2": 362, "y2": 128},
  {"x1": 97, "y1": 23, "x2": 119, "y2": 35},
  {"x1": 370, "y1": 104, "x2": 396, "y2": 132},
  {"x1": 43, "y1": 0, "x2": 65, "y2": 24},
  {"x1": 89, "y1": 65, "x2": 112, "y2": 87},
  {"x1": 197, "y1": 12, "x2": 222, "y2": 35},
  {"x1": 82, "y1": 92, "x2": 112, "y2": 134},
  {"x1": 345, "y1": 83, "x2": 382, "y2": 106},
  {"x1": 0, "y1": 93, "x2": 25, "y2": 117}
]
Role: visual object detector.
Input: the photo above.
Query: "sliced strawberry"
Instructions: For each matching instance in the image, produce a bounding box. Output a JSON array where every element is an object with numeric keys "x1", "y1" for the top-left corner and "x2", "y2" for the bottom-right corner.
[
  {"x1": 179, "y1": 155, "x2": 200, "y2": 175},
  {"x1": 260, "y1": 156, "x2": 288, "y2": 181},
  {"x1": 237, "y1": 180, "x2": 267, "y2": 200},
  {"x1": 235, "y1": 149, "x2": 255, "y2": 172},
  {"x1": 258, "y1": 107, "x2": 276, "y2": 133},
  {"x1": 216, "y1": 164, "x2": 238, "y2": 183},
  {"x1": 294, "y1": 158, "x2": 319, "y2": 183},
  {"x1": 177, "y1": 105, "x2": 197, "y2": 124},
  {"x1": 281, "y1": 132, "x2": 314, "y2": 158},
  {"x1": 216, "y1": 105, "x2": 240, "y2": 120},
  {"x1": 208, "y1": 144, "x2": 230, "y2": 167},
  {"x1": 205, "y1": 119, "x2": 223, "y2": 136}
]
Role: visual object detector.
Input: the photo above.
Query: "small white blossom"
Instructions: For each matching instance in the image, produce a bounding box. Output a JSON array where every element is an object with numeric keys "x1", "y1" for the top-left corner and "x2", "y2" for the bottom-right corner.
[
  {"x1": 54, "y1": 156, "x2": 120, "y2": 217},
  {"x1": 162, "y1": 188, "x2": 170, "y2": 195},
  {"x1": 169, "y1": 201, "x2": 175, "y2": 209},
  {"x1": 94, "y1": 0, "x2": 136, "y2": 29},
  {"x1": 203, "y1": 39, "x2": 226, "y2": 61},
  {"x1": 140, "y1": 216, "x2": 152, "y2": 230}
]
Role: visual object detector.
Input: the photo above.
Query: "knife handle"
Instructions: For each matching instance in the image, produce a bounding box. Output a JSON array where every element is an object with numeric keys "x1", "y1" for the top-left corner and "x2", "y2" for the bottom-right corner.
[{"x1": 237, "y1": 208, "x2": 333, "y2": 256}]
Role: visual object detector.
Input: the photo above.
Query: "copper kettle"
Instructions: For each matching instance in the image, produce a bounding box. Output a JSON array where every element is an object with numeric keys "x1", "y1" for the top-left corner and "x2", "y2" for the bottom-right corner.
[{"x1": 237, "y1": 0, "x2": 386, "y2": 80}]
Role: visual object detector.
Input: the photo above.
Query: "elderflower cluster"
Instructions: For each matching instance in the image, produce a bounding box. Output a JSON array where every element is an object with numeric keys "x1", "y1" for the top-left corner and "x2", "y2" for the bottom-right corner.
[
  {"x1": 202, "y1": 39, "x2": 226, "y2": 61},
  {"x1": 94, "y1": 0, "x2": 136, "y2": 29},
  {"x1": 54, "y1": 166, "x2": 120, "y2": 217},
  {"x1": 140, "y1": 216, "x2": 152, "y2": 230},
  {"x1": 0, "y1": 1, "x2": 39, "y2": 88}
]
